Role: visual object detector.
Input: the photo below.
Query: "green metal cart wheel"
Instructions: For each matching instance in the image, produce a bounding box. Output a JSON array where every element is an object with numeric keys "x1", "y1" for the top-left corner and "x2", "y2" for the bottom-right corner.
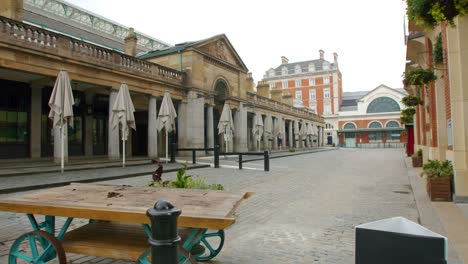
[
  {"x1": 136, "y1": 247, "x2": 196, "y2": 264},
  {"x1": 9, "y1": 230, "x2": 66, "y2": 264},
  {"x1": 195, "y1": 230, "x2": 225, "y2": 262}
]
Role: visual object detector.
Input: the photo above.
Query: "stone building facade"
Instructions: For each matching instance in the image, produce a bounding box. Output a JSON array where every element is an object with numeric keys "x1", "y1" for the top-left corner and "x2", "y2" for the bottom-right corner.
[
  {"x1": 405, "y1": 14, "x2": 468, "y2": 201},
  {"x1": 0, "y1": 0, "x2": 324, "y2": 161}
]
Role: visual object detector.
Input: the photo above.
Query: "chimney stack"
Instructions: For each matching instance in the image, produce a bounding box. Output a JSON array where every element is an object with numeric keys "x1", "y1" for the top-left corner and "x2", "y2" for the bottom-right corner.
[
  {"x1": 124, "y1": 28, "x2": 138, "y2": 56},
  {"x1": 281, "y1": 56, "x2": 289, "y2": 65},
  {"x1": 319, "y1": 50, "x2": 324, "y2": 60}
]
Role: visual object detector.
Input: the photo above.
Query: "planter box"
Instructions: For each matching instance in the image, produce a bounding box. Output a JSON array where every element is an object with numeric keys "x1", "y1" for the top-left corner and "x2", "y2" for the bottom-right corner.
[
  {"x1": 412, "y1": 156, "x2": 422, "y2": 167},
  {"x1": 427, "y1": 177, "x2": 452, "y2": 202}
]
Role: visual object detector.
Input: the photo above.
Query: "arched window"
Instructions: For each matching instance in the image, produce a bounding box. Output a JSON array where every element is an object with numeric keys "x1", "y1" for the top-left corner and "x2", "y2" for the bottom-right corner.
[
  {"x1": 386, "y1": 121, "x2": 400, "y2": 128},
  {"x1": 343, "y1": 123, "x2": 356, "y2": 130},
  {"x1": 369, "y1": 121, "x2": 382, "y2": 128},
  {"x1": 366, "y1": 97, "x2": 400, "y2": 113}
]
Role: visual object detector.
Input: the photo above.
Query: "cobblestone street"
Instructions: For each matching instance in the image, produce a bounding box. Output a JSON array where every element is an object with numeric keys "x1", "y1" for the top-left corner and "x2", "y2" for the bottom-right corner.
[{"x1": 0, "y1": 148, "x2": 420, "y2": 263}]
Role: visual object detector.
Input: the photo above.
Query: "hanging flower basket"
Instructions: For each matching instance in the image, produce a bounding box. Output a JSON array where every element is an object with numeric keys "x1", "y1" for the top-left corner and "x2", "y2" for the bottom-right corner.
[
  {"x1": 402, "y1": 95, "x2": 423, "y2": 106},
  {"x1": 400, "y1": 115, "x2": 414, "y2": 125},
  {"x1": 403, "y1": 69, "x2": 437, "y2": 86},
  {"x1": 406, "y1": 0, "x2": 468, "y2": 28},
  {"x1": 401, "y1": 107, "x2": 416, "y2": 116}
]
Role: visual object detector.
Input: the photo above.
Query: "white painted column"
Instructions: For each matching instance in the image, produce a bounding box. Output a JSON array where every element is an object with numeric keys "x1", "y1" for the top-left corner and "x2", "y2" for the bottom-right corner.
[
  {"x1": 322, "y1": 127, "x2": 325, "y2": 147},
  {"x1": 108, "y1": 88, "x2": 119, "y2": 160},
  {"x1": 282, "y1": 118, "x2": 287, "y2": 149},
  {"x1": 206, "y1": 105, "x2": 214, "y2": 154},
  {"x1": 148, "y1": 95, "x2": 158, "y2": 158},
  {"x1": 234, "y1": 103, "x2": 248, "y2": 152},
  {"x1": 84, "y1": 92, "x2": 94, "y2": 156},
  {"x1": 30, "y1": 86, "x2": 42, "y2": 158},
  {"x1": 294, "y1": 120, "x2": 300, "y2": 149}
]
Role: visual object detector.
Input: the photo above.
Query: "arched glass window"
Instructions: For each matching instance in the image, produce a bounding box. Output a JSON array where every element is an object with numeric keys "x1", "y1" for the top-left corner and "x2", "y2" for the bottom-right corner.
[
  {"x1": 366, "y1": 97, "x2": 400, "y2": 113},
  {"x1": 343, "y1": 123, "x2": 356, "y2": 129},
  {"x1": 369, "y1": 122, "x2": 382, "y2": 128},
  {"x1": 386, "y1": 121, "x2": 400, "y2": 128}
]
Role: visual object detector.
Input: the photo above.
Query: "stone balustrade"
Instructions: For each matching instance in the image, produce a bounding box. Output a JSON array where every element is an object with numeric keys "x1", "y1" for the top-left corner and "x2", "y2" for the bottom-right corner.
[
  {"x1": 0, "y1": 16, "x2": 184, "y2": 83},
  {"x1": 246, "y1": 92, "x2": 323, "y2": 122}
]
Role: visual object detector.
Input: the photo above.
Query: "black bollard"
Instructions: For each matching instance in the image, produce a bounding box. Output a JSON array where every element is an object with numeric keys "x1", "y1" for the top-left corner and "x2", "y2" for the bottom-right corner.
[
  {"x1": 192, "y1": 150, "x2": 196, "y2": 164},
  {"x1": 239, "y1": 154, "x2": 243, "y2": 170},
  {"x1": 147, "y1": 200, "x2": 181, "y2": 264},
  {"x1": 264, "y1": 150, "x2": 270, "y2": 172},
  {"x1": 214, "y1": 145, "x2": 220, "y2": 168},
  {"x1": 170, "y1": 143, "x2": 176, "y2": 163}
]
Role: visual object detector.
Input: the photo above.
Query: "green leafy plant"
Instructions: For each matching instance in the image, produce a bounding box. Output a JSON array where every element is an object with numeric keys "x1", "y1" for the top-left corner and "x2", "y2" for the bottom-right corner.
[
  {"x1": 288, "y1": 147, "x2": 296, "y2": 152},
  {"x1": 414, "y1": 149, "x2": 423, "y2": 157},
  {"x1": 400, "y1": 115, "x2": 414, "y2": 125},
  {"x1": 401, "y1": 107, "x2": 417, "y2": 116},
  {"x1": 148, "y1": 165, "x2": 224, "y2": 190},
  {"x1": 402, "y1": 95, "x2": 423, "y2": 106},
  {"x1": 406, "y1": 0, "x2": 468, "y2": 28},
  {"x1": 433, "y1": 33, "x2": 443, "y2": 65},
  {"x1": 403, "y1": 69, "x2": 437, "y2": 86},
  {"x1": 420, "y1": 159, "x2": 453, "y2": 178}
]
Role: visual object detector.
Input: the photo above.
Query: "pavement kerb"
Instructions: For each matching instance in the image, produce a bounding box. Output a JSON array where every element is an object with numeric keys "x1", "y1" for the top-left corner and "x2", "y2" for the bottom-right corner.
[
  {"x1": 233, "y1": 148, "x2": 336, "y2": 163},
  {"x1": 0, "y1": 163, "x2": 209, "y2": 195}
]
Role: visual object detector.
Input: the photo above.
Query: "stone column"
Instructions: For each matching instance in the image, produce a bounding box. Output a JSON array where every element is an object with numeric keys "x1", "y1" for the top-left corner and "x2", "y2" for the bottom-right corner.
[
  {"x1": 294, "y1": 120, "x2": 300, "y2": 149},
  {"x1": 177, "y1": 91, "x2": 205, "y2": 155},
  {"x1": 322, "y1": 127, "x2": 325, "y2": 147},
  {"x1": 148, "y1": 95, "x2": 158, "y2": 158},
  {"x1": 263, "y1": 115, "x2": 269, "y2": 150},
  {"x1": 30, "y1": 86, "x2": 42, "y2": 158},
  {"x1": 234, "y1": 103, "x2": 248, "y2": 152},
  {"x1": 272, "y1": 117, "x2": 278, "y2": 150},
  {"x1": 206, "y1": 105, "x2": 214, "y2": 154},
  {"x1": 84, "y1": 92, "x2": 94, "y2": 156},
  {"x1": 299, "y1": 123, "x2": 304, "y2": 149},
  {"x1": 288, "y1": 120, "x2": 293, "y2": 148},
  {"x1": 281, "y1": 118, "x2": 287, "y2": 149},
  {"x1": 108, "y1": 88, "x2": 119, "y2": 160},
  {"x1": 53, "y1": 121, "x2": 68, "y2": 163}
]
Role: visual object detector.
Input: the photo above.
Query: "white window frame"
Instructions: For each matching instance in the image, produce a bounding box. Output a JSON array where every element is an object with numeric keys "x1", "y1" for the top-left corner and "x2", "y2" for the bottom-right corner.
[
  {"x1": 323, "y1": 76, "x2": 330, "y2": 84},
  {"x1": 295, "y1": 90, "x2": 302, "y2": 100},
  {"x1": 282, "y1": 80, "x2": 288, "y2": 89},
  {"x1": 269, "y1": 82, "x2": 275, "y2": 89},
  {"x1": 309, "y1": 89, "x2": 316, "y2": 100},
  {"x1": 295, "y1": 80, "x2": 301, "y2": 87},
  {"x1": 309, "y1": 104, "x2": 317, "y2": 113},
  {"x1": 324, "y1": 88, "x2": 330, "y2": 98},
  {"x1": 309, "y1": 78, "x2": 315, "y2": 86}
]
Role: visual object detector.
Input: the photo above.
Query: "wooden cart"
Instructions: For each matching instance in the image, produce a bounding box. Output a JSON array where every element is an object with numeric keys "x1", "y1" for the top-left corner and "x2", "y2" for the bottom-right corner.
[{"x1": 0, "y1": 183, "x2": 251, "y2": 263}]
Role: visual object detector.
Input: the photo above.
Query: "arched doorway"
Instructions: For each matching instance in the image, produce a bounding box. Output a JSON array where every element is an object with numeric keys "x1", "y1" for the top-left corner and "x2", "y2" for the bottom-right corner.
[
  {"x1": 212, "y1": 79, "x2": 229, "y2": 150},
  {"x1": 343, "y1": 123, "x2": 356, "y2": 147}
]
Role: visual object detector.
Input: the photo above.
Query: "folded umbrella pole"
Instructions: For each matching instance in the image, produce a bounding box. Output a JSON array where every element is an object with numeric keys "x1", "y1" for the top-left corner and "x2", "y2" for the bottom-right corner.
[
  {"x1": 218, "y1": 103, "x2": 235, "y2": 153},
  {"x1": 157, "y1": 92, "x2": 177, "y2": 163}
]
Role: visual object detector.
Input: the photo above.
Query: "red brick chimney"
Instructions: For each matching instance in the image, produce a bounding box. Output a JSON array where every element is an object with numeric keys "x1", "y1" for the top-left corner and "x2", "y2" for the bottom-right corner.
[{"x1": 281, "y1": 56, "x2": 289, "y2": 65}]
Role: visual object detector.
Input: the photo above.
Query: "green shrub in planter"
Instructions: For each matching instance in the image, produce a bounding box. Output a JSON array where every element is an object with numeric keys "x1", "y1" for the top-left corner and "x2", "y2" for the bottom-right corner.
[
  {"x1": 288, "y1": 147, "x2": 296, "y2": 152},
  {"x1": 400, "y1": 115, "x2": 414, "y2": 125}
]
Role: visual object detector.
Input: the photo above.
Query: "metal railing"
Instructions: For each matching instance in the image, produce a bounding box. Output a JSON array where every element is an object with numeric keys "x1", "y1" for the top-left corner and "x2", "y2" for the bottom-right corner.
[{"x1": 220, "y1": 151, "x2": 270, "y2": 172}]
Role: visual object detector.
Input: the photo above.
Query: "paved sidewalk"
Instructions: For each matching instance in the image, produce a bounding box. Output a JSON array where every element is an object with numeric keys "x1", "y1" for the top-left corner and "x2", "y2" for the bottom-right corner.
[{"x1": 0, "y1": 162, "x2": 209, "y2": 194}]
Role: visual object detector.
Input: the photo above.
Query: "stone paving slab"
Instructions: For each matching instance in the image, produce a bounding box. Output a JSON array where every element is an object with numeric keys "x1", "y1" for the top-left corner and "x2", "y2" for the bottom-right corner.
[{"x1": 0, "y1": 148, "x2": 460, "y2": 263}]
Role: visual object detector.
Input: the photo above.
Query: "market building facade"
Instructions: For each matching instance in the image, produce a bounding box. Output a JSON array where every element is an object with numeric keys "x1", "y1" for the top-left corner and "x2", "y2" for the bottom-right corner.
[{"x1": 0, "y1": 0, "x2": 324, "y2": 161}]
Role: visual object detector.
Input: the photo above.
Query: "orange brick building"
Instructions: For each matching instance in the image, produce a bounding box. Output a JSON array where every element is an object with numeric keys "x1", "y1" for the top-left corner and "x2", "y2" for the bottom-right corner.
[{"x1": 261, "y1": 50, "x2": 342, "y2": 117}]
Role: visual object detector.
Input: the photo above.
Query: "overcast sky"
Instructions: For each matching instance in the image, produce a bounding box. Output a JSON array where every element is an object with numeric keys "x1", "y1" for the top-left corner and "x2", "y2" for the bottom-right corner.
[{"x1": 67, "y1": 0, "x2": 408, "y2": 92}]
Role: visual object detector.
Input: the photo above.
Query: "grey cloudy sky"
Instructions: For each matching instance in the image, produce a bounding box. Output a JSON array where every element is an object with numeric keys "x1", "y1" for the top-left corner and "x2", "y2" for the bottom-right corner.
[{"x1": 67, "y1": 0, "x2": 408, "y2": 92}]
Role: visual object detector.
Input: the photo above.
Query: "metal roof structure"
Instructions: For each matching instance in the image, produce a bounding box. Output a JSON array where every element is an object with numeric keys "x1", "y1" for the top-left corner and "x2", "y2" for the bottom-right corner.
[{"x1": 23, "y1": 0, "x2": 171, "y2": 52}]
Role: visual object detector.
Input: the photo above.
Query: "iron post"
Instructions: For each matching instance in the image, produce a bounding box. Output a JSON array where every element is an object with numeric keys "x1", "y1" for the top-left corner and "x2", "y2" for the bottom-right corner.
[
  {"x1": 239, "y1": 154, "x2": 242, "y2": 170},
  {"x1": 170, "y1": 143, "x2": 176, "y2": 163},
  {"x1": 214, "y1": 145, "x2": 220, "y2": 168},
  {"x1": 192, "y1": 150, "x2": 196, "y2": 164},
  {"x1": 147, "y1": 200, "x2": 181, "y2": 264},
  {"x1": 264, "y1": 150, "x2": 270, "y2": 171}
]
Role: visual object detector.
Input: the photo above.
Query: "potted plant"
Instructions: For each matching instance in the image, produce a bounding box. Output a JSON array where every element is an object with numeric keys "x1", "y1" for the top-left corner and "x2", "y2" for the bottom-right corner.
[
  {"x1": 401, "y1": 107, "x2": 416, "y2": 116},
  {"x1": 412, "y1": 149, "x2": 423, "y2": 167},
  {"x1": 420, "y1": 160, "x2": 453, "y2": 201},
  {"x1": 400, "y1": 114, "x2": 414, "y2": 125}
]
